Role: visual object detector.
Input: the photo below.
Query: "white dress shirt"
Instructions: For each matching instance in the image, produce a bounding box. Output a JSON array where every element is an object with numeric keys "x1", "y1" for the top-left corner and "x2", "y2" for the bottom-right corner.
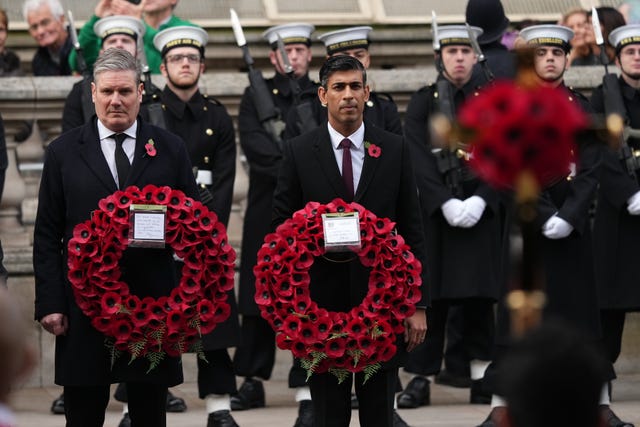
[
  {"x1": 97, "y1": 120, "x2": 137, "y2": 188},
  {"x1": 328, "y1": 122, "x2": 365, "y2": 194}
]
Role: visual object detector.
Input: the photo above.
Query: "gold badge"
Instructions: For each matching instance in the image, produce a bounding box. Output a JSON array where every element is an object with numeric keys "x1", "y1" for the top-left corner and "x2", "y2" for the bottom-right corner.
[{"x1": 206, "y1": 129, "x2": 213, "y2": 136}]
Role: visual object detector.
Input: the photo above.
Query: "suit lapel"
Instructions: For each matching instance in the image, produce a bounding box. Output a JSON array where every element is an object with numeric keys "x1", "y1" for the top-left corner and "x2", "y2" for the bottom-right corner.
[
  {"x1": 127, "y1": 120, "x2": 153, "y2": 186},
  {"x1": 78, "y1": 120, "x2": 118, "y2": 192},
  {"x1": 354, "y1": 126, "x2": 381, "y2": 201},
  {"x1": 313, "y1": 126, "x2": 350, "y2": 199}
]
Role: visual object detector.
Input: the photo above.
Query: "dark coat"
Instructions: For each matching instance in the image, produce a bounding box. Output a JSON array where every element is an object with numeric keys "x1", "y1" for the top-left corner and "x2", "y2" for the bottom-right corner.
[
  {"x1": 33, "y1": 118, "x2": 199, "y2": 387},
  {"x1": 284, "y1": 90, "x2": 403, "y2": 140},
  {"x1": 404, "y1": 80, "x2": 504, "y2": 301},
  {"x1": 519, "y1": 86, "x2": 602, "y2": 340},
  {"x1": 272, "y1": 123, "x2": 428, "y2": 365},
  {"x1": 32, "y1": 35, "x2": 73, "y2": 76},
  {"x1": 237, "y1": 73, "x2": 318, "y2": 315},
  {"x1": 591, "y1": 78, "x2": 640, "y2": 311},
  {"x1": 144, "y1": 86, "x2": 240, "y2": 349},
  {"x1": 62, "y1": 77, "x2": 94, "y2": 133}
]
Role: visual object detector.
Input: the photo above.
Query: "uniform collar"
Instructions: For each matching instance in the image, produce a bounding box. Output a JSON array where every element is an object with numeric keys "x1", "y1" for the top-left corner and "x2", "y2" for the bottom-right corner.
[{"x1": 162, "y1": 86, "x2": 205, "y2": 120}]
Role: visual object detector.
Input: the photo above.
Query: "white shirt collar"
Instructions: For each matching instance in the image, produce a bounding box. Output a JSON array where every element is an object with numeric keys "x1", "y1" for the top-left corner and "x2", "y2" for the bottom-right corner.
[
  {"x1": 328, "y1": 122, "x2": 365, "y2": 150},
  {"x1": 97, "y1": 120, "x2": 138, "y2": 141}
]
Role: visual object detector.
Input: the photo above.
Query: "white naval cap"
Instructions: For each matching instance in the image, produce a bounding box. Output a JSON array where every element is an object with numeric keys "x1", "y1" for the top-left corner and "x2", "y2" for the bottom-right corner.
[
  {"x1": 153, "y1": 25, "x2": 209, "y2": 57},
  {"x1": 434, "y1": 25, "x2": 483, "y2": 49},
  {"x1": 318, "y1": 26, "x2": 372, "y2": 55},
  {"x1": 93, "y1": 15, "x2": 145, "y2": 44},
  {"x1": 519, "y1": 24, "x2": 574, "y2": 53},
  {"x1": 609, "y1": 24, "x2": 640, "y2": 52},
  {"x1": 262, "y1": 23, "x2": 315, "y2": 49}
]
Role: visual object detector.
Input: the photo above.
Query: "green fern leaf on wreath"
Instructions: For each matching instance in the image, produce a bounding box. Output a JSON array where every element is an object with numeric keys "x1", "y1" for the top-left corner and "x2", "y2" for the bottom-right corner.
[
  {"x1": 145, "y1": 351, "x2": 166, "y2": 374},
  {"x1": 328, "y1": 368, "x2": 350, "y2": 384},
  {"x1": 363, "y1": 362, "x2": 382, "y2": 384},
  {"x1": 301, "y1": 351, "x2": 327, "y2": 381}
]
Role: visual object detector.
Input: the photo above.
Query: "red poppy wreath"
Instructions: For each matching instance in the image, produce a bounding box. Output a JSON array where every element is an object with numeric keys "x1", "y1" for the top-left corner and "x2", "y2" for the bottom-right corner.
[
  {"x1": 254, "y1": 199, "x2": 423, "y2": 383},
  {"x1": 67, "y1": 184, "x2": 235, "y2": 371}
]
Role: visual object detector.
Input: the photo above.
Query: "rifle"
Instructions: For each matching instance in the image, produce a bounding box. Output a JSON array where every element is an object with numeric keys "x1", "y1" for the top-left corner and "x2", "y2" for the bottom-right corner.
[
  {"x1": 230, "y1": 8, "x2": 285, "y2": 150},
  {"x1": 137, "y1": 37, "x2": 166, "y2": 129},
  {"x1": 592, "y1": 7, "x2": 640, "y2": 179},
  {"x1": 276, "y1": 33, "x2": 319, "y2": 134},
  {"x1": 68, "y1": 10, "x2": 94, "y2": 123},
  {"x1": 431, "y1": 11, "x2": 463, "y2": 197}
]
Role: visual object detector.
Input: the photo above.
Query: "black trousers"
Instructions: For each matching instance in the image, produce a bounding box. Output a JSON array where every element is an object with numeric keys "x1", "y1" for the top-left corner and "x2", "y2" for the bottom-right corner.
[
  {"x1": 310, "y1": 368, "x2": 397, "y2": 427},
  {"x1": 404, "y1": 299, "x2": 495, "y2": 376},
  {"x1": 233, "y1": 314, "x2": 307, "y2": 388},
  {"x1": 443, "y1": 306, "x2": 471, "y2": 377},
  {"x1": 197, "y1": 348, "x2": 238, "y2": 398},
  {"x1": 65, "y1": 383, "x2": 167, "y2": 427},
  {"x1": 600, "y1": 309, "x2": 627, "y2": 379}
]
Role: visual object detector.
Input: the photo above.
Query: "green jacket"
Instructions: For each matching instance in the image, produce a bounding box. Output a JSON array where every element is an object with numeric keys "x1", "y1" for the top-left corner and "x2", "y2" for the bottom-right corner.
[{"x1": 68, "y1": 14, "x2": 196, "y2": 74}]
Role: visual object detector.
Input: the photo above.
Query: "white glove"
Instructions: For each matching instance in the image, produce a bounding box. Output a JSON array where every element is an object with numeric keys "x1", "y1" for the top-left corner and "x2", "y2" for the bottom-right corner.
[
  {"x1": 627, "y1": 190, "x2": 640, "y2": 215},
  {"x1": 441, "y1": 198, "x2": 464, "y2": 227},
  {"x1": 542, "y1": 214, "x2": 574, "y2": 239},
  {"x1": 456, "y1": 195, "x2": 487, "y2": 228}
]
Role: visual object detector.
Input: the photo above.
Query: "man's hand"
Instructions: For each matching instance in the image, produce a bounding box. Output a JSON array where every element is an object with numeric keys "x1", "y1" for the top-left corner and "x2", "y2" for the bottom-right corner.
[
  {"x1": 40, "y1": 313, "x2": 68, "y2": 336},
  {"x1": 441, "y1": 198, "x2": 464, "y2": 227},
  {"x1": 542, "y1": 214, "x2": 574, "y2": 239},
  {"x1": 456, "y1": 195, "x2": 486, "y2": 228},
  {"x1": 404, "y1": 308, "x2": 427, "y2": 352},
  {"x1": 110, "y1": 0, "x2": 145, "y2": 19},
  {"x1": 627, "y1": 190, "x2": 640, "y2": 215},
  {"x1": 95, "y1": 0, "x2": 113, "y2": 18}
]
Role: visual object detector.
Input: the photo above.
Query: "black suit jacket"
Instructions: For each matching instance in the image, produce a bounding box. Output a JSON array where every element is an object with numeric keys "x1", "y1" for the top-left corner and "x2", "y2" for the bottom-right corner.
[
  {"x1": 273, "y1": 123, "x2": 428, "y2": 333},
  {"x1": 33, "y1": 117, "x2": 199, "y2": 386}
]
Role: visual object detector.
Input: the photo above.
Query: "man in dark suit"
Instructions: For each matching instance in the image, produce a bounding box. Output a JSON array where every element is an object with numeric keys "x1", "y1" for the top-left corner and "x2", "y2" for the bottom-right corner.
[
  {"x1": 272, "y1": 54, "x2": 428, "y2": 427},
  {"x1": 33, "y1": 48, "x2": 198, "y2": 427}
]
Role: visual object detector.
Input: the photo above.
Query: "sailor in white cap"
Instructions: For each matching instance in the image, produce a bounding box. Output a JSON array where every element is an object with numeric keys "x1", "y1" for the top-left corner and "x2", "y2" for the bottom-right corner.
[
  {"x1": 589, "y1": 23, "x2": 640, "y2": 427},
  {"x1": 399, "y1": 21, "x2": 505, "y2": 420},
  {"x1": 150, "y1": 24, "x2": 241, "y2": 427},
  {"x1": 62, "y1": 15, "x2": 145, "y2": 133},
  {"x1": 284, "y1": 26, "x2": 402, "y2": 141},
  {"x1": 518, "y1": 24, "x2": 574, "y2": 87},
  {"x1": 476, "y1": 24, "x2": 611, "y2": 427},
  {"x1": 232, "y1": 21, "x2": 319, "y2": 427}
]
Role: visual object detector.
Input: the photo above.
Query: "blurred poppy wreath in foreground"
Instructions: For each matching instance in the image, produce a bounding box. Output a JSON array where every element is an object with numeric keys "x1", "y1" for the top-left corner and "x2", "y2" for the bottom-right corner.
[
  {"x1": 254, "y1": 199, "x2": 423, "y2": 382},
  {"x1": 67, "y1": 185, "x2": 235, "y2": 371}
]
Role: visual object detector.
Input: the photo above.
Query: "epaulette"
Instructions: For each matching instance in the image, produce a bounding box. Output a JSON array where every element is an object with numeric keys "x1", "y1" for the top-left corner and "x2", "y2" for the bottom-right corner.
[{"x1": 202, "y1": 93, "x2": 223, "y2": 106}]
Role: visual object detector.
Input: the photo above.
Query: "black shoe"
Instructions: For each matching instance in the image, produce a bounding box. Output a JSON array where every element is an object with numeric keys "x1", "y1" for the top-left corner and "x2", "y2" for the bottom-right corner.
[
  {"x1": 470, "y1": 379, "x2": 491, "y2": 404},
  {"x1": 434, "y1": 369, "x2": 471, "y2": 388},
  {"x1": 50, "y1": 393, "x2": 65, "y2": 415},
  {"x1": 600, "y1": 406, "x2": 635, "y2": 427},
  {"x1": 393, "y1": 409, "x2": 411, "y2": 427},
  {"x1": 207, "y1": 410, "x2": 239, "y2": 427},
  {"x1": 230, "y1": 378, "x2": 266, "y2": 411},
  {"x1": 117, "y1": 413, "x2": 131, "y2": 427},
  {"x1": 475, "y1": 407, "x2": 506, "y2": 427},
  {"x1": 166, "y1": 390, "x2": 187, "y2": 412},
  {"x1": 350, "y1": 392, "x2": 359, "y2": 409},
  {"x1": 293, "y1": 399, "x2": 313, "y2": 427},
  {"x1": 397, "y1": 377, "x2": 430, "y2": 408}
]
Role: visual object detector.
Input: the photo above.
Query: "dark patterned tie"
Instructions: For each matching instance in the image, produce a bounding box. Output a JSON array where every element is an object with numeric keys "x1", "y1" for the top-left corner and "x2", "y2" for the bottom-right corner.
[
  {"x1": 113, "y1": 133, "x2": 130, "y2": 189},
  {"x1": 339, "y1": 138, "x2": 354, "y2": 200}
]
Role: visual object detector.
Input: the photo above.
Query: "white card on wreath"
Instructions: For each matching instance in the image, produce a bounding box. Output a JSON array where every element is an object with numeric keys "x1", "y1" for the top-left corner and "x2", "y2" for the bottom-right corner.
[
  {"x1": 128, "y1": 204, "x2": 167, "y2": 248},
  {"x1": 322, "y1": 212, "x2": 361, "y2": 252}
]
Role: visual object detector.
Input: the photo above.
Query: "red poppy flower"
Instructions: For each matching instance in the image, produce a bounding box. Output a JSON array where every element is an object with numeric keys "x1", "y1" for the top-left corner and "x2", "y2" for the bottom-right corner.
[
  {"x1": 325, "y1": 338, "x2": 347, "y2": 358},
  {"x1": 367, "y1": 143, "x2": 381, "y2": 158}
]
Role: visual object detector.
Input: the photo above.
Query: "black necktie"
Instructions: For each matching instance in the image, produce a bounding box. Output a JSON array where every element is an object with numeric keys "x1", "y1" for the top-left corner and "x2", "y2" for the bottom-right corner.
[
  {"x1": 113, "y1": 133, "x2": 130, "y2": 189},
  {"x1": 339, "y1": 138, "x2": 354, "y2": 200}
]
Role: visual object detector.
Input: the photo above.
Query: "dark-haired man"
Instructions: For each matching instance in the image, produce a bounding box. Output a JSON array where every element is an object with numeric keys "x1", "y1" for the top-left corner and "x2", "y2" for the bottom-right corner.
[{"x1": 272, "y1": 54, "x2": 427, "y2": 427}]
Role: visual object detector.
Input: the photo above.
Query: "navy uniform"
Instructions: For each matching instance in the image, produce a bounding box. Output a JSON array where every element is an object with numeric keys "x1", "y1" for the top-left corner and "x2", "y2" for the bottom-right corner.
[
  {"x1": 62, "y1": 16, "x2": 146, "y2": 133},
  {"x1": 150, "y1": 26, "x2": 240, "y2": 427},
  {"x1": 233, "y1": 23, "x2": 318, "y2": 425},
  {"x1": 477, "y1": 25, "x2": 621, "y2": 427},
  {"x1": 591, "y1": 23, "x2": 640, "y2": 415},
  {"x1": 399, "y1": 25, "x2": 503, "y2": 410},
  {"x1": 284, "y1": 26, "x2": 402, "y2": 139}
]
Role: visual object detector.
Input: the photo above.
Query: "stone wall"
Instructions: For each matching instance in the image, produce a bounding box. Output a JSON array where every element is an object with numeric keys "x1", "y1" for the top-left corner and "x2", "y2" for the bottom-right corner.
[{"x1": 2, "y1": 65, "x2": 639, "y2": 387}]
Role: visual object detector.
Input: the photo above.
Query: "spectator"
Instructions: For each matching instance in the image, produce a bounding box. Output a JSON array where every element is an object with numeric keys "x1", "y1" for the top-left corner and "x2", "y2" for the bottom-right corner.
[
  {"x1": 496, "y1": 321, "x2": 607, "y2": 427},
  {"x1": 0, "y1": 9, "x2": 23, "y2": 76},
  {"x1": 562, "y1": 8, "x2": 599, "y2": 66},
  {"x1": 585, "y1": 7, "x2": 626, "y2": 65},
  {"x1": 22, "y1": 0, "x2": 72, "y2": 76},
  {"x1": 0, "y1": 287, "x2": 37, "y2": 427},
  {"x1": 68, "y1": 0, "x2": 195, "y2": 74}
]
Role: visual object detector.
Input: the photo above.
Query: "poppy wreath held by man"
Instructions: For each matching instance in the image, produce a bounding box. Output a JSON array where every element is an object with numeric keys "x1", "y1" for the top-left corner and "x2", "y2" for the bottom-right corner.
[
  {"x1": 254, "y1": 198, "x2": 423, "y2": 382},
  {"x1": 67, "y1": 184, "x2": 236, "y2": 370}
]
